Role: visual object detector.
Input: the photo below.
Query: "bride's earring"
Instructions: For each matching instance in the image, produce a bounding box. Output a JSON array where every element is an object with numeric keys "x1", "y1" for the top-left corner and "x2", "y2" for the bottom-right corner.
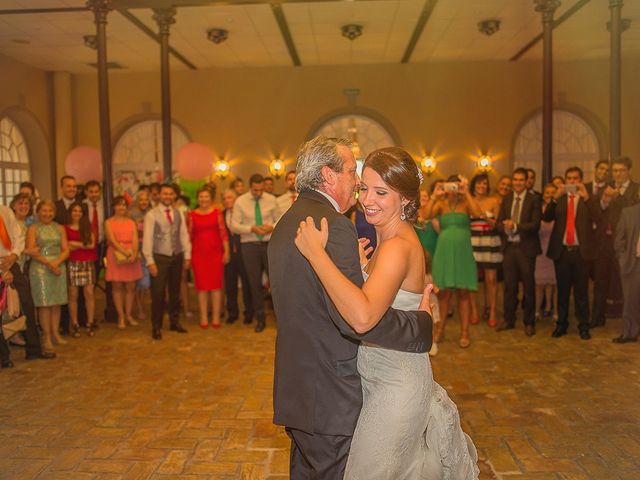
[{"x1": 400, "y1": 204, "x2": 407, "y2": 221}]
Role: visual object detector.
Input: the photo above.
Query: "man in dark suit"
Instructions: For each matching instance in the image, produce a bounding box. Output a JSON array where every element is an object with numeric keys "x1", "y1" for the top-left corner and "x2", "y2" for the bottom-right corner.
[
  {"x1": 269, "y1": 136, "x2": 432, "y2": 478},
  {"x1": 600, "y1": 156, "x2": 640, "y2": 321},
  {"x1": 585, "y1": 160, "x2": 610, "y2": 327},
  {"x1": 613, "y1": 201, "x2": 640, "y2": 343},
  {"x1": 526, "y1": 168, "x2": 541, "y2": 196},
  {"x1": 496, "y1": 167, "x2": 541, "y2": 336},
  {"x1": 543, "y1": 167, "x2": 601, "y2": 340},
  {"x1": 221, "y1": 188, "x2": 253, "y2": 324}
]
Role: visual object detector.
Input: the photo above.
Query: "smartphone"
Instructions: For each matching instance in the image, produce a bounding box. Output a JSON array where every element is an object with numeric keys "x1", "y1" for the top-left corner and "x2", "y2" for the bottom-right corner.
[
  {"x1": 443, "y1": 182, "x2": 459, "y2": 193},
  {"x1": 565, "y1": 184, "x2": 577, "y2": 194}
]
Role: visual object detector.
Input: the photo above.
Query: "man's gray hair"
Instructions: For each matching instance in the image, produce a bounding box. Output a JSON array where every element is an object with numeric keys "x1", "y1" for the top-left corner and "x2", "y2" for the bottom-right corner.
[{"x1": 295, "y1": 136, "x2": 352, "y2": 191}]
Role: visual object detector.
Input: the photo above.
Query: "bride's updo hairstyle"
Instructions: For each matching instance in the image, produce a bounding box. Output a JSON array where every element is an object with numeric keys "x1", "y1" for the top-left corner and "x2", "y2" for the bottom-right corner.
[{"x1": 364, "y1": 147, "x2": 421, "y2": 222}]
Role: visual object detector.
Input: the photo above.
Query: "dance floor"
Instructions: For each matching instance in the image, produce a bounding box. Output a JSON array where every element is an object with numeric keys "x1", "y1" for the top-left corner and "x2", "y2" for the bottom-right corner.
[{"x1": 1, "y1": 290, "x2": 639, "y2": 479}]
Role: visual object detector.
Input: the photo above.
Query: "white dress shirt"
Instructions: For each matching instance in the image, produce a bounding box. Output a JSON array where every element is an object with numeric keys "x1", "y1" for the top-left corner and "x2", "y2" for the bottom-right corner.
[
  {"x1": 230, "y1": 192, "x2": 277, "y2": 243},
  {"x1": 0, "y1": 205, "x2": 25, "y2": 261},
  {"x1": 142, "y1": 204, "x2": 191, "y2": 266}
]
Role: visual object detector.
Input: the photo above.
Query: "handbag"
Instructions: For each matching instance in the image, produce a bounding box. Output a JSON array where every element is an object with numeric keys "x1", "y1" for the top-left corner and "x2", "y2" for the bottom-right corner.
[
  {"x1": 114, "y1": 250, "x2": 138, "y2": 264},
  {"x1": 0, "y1": 281, "x2": 26, "y2": 340}
]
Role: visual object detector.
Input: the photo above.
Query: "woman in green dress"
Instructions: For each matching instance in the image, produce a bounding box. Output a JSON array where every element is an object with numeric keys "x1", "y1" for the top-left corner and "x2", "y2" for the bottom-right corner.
[
  {"x1": 27, "y1": 200, "x2": 69, "y2": 351},
  {"x1": 428, "y1": 175, "x2": 483, "y2": 348}
]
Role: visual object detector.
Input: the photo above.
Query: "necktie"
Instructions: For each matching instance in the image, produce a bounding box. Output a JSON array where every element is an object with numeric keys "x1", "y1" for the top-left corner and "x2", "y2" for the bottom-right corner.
[
  {"x1": 512, "y1": 195, "x2": 521, "y2": 224},
  {"x1": 254, "y1": 197, "x2": 263, "y2": 240},
  {"x1": 91, "y1": 202, "x2": 99, "y2": 242},
  {"x1": 566, "y1": 194, "x2": 576, "y2": 246},
  {"x1": 165, "y1": 208, "x2": 173, "y2": 225}
]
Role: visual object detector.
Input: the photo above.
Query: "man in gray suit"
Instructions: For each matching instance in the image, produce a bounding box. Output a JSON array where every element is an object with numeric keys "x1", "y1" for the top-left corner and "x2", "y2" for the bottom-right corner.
[
  {"x1": 268, "y1": 136, "x2": 432, "y2": 479},
  {"x1": 613, "y1": 200, "x2": 640, "y2": 343}
]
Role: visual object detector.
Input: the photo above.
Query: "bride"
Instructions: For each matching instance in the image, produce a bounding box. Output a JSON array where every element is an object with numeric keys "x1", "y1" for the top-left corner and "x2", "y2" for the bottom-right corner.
[{"x1": 295, "y1": 147, "x2": 479, "y2": 479}]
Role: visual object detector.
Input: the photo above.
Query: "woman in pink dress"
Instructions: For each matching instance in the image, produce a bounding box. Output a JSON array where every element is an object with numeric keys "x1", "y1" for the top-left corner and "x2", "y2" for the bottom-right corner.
[
  {"x1": 189, "y1": 186, "x2": 229, "y2": 329},
  {"x1": 105, "y1": 196, "x2": 142, "y2": 329}
]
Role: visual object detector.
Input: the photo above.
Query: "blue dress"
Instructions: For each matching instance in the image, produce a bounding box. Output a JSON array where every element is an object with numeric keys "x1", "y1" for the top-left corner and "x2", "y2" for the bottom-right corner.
[{"x1": 29, "y1": 223, "x2": 68, "y2": 307}]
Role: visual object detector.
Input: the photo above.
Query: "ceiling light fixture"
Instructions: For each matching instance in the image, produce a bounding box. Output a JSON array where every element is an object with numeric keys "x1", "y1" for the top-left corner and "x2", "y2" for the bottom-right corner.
[
  {"x1": 478, "y1": 19, "x2": 501, "y2": 36},
  {"x1": 207, "y1": 28, "x2": 229, "y2": 44},
  {"x1": 83, "y1": 34, "x2": 97, "y2": 50},
  {"x1": 341, "y1": 24, "x2": 363, "y2": 41}
]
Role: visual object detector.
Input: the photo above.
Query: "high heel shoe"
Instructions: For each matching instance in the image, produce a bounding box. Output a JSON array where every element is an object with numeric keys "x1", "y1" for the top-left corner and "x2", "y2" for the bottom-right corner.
[
  {"x1": 199, "y1": 322, "x2": 209, "y2": 329},
  {"x1": 211, "y1": 322, "x2": 221, "y2": 329},
  {"x1": 71, "y1": 324, "x2": 81, "y2": 338},
  {"x1": 459, "y1": 335, "x2": 471, "y2": 348},
  {"x1": 117, "y1": 319, "x2": 126, "y2": 330},
  {"x1": 87, "y1": 324, "x2": 96, "y2": 337},
  {"x1": 127, "y1": 317, "x2": 139, "y2": 326}
]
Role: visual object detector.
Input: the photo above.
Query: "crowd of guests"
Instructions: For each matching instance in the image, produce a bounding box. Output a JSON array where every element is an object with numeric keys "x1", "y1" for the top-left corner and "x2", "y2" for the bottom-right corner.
[{"x1": 0, "y1": 155, "x2": 638, "y2": 369}]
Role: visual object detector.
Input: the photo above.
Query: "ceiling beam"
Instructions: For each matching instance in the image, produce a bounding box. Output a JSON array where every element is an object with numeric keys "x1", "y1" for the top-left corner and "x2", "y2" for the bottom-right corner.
[
  {"x1": 509, "y1": 0, "x2": 592, "y2": 62},
  {"x1": 112, "y1": 0, "x2": 392, "y2": 7},
  {"x1": 117, "y1": 9, "x2": 198, "y2": 70},
  {"x1": 400, "y1": 0, "x2": 439, "y2": 64},
  {"x1": 271, "y1": 3, "x2": 301, "y2": 67},
  {"x1": 0, "y1": 8, "x2": 87, "y2": 15}
]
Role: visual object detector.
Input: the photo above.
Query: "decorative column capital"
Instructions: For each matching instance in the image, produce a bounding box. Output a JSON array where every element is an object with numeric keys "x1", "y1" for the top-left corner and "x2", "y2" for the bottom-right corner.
[
  {"x1": 153, "y1": 7, "x2": 177, "y2": 35},
  {"x1": 609, "y1": 0, "x2": 624, "y2": 8},
  {"x1": 534, "y1": 0, "x2": 561, "y2": 22},
  {"x1": 86, "y1": 0, "x2": 112, "y2": 23}
]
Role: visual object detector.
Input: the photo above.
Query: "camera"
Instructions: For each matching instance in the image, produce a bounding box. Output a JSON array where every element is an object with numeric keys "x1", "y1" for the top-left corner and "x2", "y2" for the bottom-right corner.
[
  {"x1": 565, "y1": 184, "x2": 577, "y2": 194},
  {"x1": 443, "y1": 182, "x2": 459, "y2": 193}
]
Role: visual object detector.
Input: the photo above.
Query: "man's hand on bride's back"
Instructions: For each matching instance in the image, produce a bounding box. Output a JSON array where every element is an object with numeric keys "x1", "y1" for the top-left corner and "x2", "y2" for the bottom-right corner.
[
  {"x1": 418, "y1": 284, "x2": 435, "y2": 318},
  {"x1": 294, "y1": 216, "x2": 329, "y2": 260}
]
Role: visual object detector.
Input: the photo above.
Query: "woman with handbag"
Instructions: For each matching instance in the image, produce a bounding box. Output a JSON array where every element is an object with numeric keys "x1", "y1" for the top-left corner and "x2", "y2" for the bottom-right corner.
[
  {"x1": 65, "y1": 202, "x2": 97, "y2": 337},
  {"x1": 105, "y1": 196, "x2": 142, "y2": 329},
  {"x1": 27, "y1": 200, "x2": 69, "y2": 351}
]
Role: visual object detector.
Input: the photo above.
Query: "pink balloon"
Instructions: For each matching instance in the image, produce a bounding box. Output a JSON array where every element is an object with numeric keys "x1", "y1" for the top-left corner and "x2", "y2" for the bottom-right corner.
[
  {"x1": 175, "y1": 143, "x2": 214, "y2": 180},
  {"x1": 65, "y1": 146, "x2": 103, "y2": 184}
]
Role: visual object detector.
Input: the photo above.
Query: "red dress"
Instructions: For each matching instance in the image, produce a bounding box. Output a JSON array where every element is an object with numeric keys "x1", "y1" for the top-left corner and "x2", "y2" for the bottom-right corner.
[{"x1": 189, "y1": 208, "x2": 227, "y2": 291}]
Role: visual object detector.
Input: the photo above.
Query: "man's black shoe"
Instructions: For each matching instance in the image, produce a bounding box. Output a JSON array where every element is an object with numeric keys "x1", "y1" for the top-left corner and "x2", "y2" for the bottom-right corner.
[
  {"x1": 495, "y1": 322, "x2": 515, "y2": 332},
  {"x1": 612, "y1": 335, "x2": 637, "y2": 344},
  {"x1": 1, "y1": 359, "x2": 14, "y2": 368},
  {"x1": 152, "y1": 329, "x2": 162, "y2": 340},
  {"x1": 255, "y1": 322, "x2": 265, "y2": 333},
  {"x1": 26, "y1": 351, "x2": 56, "y2": 360},
  {"x1": 551, "y1": 328, "x2": 567, "y2": 338},
  {"x1": 243, "y1": 317, "x2": 253, "y2": 325},
  {"x1": 170, "y1": 324, "x2": 187, "y2": 333},
  {"x1": 580, "y1": 331, "x2": 591, "y2": 340},
  {"x1": 226, "y1": 316, "x2": 238, "y2": 325},
  {"x1": 524, "y1": 325, "x2": 536, "y2": 337}
]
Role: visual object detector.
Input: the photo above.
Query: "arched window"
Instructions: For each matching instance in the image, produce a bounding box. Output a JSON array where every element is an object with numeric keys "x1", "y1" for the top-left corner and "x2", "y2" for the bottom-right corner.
[
  {"x1": 513, "y1": 110, "x2": 601, "y2": 190},
  {"x1": 313, "y1": 114, "x2": 396, "y2": 173},
  {"x1": 112, "y1": 120, "x2": 190, "y2": 196},
  {"x1": 0, "y1": 116, "x2": 31, "y2": 206}
]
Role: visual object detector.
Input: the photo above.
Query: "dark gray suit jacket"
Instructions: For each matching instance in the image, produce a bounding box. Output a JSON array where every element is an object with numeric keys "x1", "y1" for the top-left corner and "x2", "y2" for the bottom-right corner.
[
  {"x1": 615, "y1": 203, "x2": 640, "y2": 275},
  {"x1": 268, "y1": 189, "x2": 432, "y2": 436}
]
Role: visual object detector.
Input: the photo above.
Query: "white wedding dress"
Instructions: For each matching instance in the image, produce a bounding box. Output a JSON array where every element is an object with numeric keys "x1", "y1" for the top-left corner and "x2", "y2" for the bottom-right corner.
[{"x1": 344, "y1": 276, "x2": 480, "y2": 479}]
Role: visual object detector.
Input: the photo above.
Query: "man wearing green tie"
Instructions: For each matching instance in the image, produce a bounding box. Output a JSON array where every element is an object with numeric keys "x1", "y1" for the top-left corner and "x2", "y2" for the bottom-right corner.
[{"x1": 230, "y1": 174, "x2": 278, "y2": 332}]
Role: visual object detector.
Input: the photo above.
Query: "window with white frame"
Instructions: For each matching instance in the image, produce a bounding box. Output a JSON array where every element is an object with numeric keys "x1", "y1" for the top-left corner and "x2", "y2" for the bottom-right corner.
[{"x1": 0, "y1": 116, "x2": 31, "y2": 206}]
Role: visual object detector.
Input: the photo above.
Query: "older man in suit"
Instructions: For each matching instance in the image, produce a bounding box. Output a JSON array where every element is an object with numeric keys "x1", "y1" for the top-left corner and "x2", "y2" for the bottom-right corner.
[
  {"x1": 613, "y1": 200, "x2": 640, "y2": 343},
  {"x1": 269, "y1": 136, "x2": 432, "y2": 478},
  {"x1": 496, "y1": 167, "x2": 542, "y2": 336},
  {"x1": 543, "y1": 167, "x2": 601, "y2": 340}
]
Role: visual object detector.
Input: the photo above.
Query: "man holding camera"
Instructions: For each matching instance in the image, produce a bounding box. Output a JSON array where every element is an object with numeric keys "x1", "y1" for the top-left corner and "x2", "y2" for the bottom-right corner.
[{"x1": 543, "y1": 167, "x2": 601, "y2": 340}]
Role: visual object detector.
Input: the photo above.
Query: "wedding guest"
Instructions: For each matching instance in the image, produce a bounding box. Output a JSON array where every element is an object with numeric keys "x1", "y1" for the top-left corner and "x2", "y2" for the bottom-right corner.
[
  {"x1": 230, "y1": 174, "x2": 277, "y2": 333},
  {"x1": 9, "y1": 194, "x2": 56, "y2": 360},
  {"x1": 54, "y1": 175, "x2": 77, "y2": 335},
  {"x1": 275, "y1": 170, "x2": 298, "y2": 220},
  {"x1": 535, "y1": 184, "x2": 557, "y2": 323},
  {"x1": 64, "y1": 202, "x2": 97, "y2": 337},
  {"x1": 551, "y1": 176, "x2": 565, "y2": 190},
  {"x1": 230, "y1": 178, "x2": 245, "y2": 196},
  {"x1": 27, "y1": 200, "x2": 69, "y2": 351},
  {"x1": 222, "y1": 189, "x2": 253, "y2": 325},
  {"x1": 526, "y1": 168, "x2": 541, "y2": 196},
  {"x1": 495, "y1": 175, "x2": 512, "y2": 205},
  {"x1": 82, "y1": 180, "x2": 105, "y2": 281},
  {"x1": 129, "y1": 189, "x2": 152, "y2": 320},
  {"x1": 263, "y1": 176, "x2": 275, "y2": 195},
  {"x1": 172, "y1": 185, "x2": 193, "y2": 318},
  {"x1": 469, "y1": 173, "x2": 502, "y2": 327},
  {"x1": 143, "y1": 184, "x2": 191, "y2": 340},
  {"x1": 105, "y1": 196, "x2": 142, "y2": 330},
  {"x1": 495, "y1": 168, "x2": 542, "y2": 336},
  {"x1": 415, "y1": 180, "x2": 443, "y2": 259},
  {"x1": 543, "y1": 167, "x2": 601, "y2": 340},
  {"x1": 613, "y1": 200, "x2": 640, "y2": 343},
  {"x1": 149, "y1": 182, "x2": 161, "y2": 206},
  {"x1": 429, "y1": 174, "x2": 483, "y2": 348},
  {"x1": 189, "y1": 186, "x2": 229, "y2": 328}
]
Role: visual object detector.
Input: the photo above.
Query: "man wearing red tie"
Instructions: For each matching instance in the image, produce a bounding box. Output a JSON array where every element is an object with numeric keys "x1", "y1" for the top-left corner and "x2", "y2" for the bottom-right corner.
[
  {"x1": 275, "y1": 170, "x2": 298, "y2": 221},
  {"x1": 543, "y1": 167, "x2": 602, "y2": 340},
  {"x1": 83, "y1": 180, "x2": 105, "y2": 283}
]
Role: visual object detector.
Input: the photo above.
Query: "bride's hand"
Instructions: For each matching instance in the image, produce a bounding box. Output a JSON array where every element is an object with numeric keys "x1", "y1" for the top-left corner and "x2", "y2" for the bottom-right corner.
[
  {"x1": 294, "y1": 216, "x2": 328, "y2": 259},
  {"x1": 418, "y1": 283, "x2": 435, "y2": 318},
  {"x1": 358, "y1": 237, "x2": 373, "y2": 267}
]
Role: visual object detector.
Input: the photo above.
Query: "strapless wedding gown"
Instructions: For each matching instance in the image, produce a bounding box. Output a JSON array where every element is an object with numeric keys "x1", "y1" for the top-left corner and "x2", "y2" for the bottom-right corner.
[{"x1": 344, "y1": 279, "x2": 479, "y2": 479}]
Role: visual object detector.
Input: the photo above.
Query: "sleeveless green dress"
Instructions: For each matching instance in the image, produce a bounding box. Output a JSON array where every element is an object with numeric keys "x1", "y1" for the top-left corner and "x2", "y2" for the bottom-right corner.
[
  {"x1": 432, "y1": 212, "x2": 477, "y2": 291},
  {"x1": 29, "y1": 223, "x2": 68, "y2": 307},
  {"x1": 414, "y1": 220, "x2": 438, "y2": 259}
]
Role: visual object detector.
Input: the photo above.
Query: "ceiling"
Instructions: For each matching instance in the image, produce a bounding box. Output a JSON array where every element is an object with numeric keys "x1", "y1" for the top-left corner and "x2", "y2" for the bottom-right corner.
[{"x1": 0, "y1": 0, "x2": 638, "y2": 73}]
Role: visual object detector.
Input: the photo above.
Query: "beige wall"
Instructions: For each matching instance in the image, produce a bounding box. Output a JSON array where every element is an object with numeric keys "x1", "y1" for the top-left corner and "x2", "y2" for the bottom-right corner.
[{"x1": 71, "y1": 57, "x2": 640, "y2": 193}]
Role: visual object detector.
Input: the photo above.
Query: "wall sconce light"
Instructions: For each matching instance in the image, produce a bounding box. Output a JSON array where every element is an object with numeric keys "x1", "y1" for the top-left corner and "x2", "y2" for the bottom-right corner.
[
  {"x1": 215, "y1": 159, "x2": 230, "y2": 179},
  {"x1": 421, "y1": 155, "x2": 436, "y2": 176},
  {"x1": 269, "y1": 157, "x2": 285, "y2": 179},
  {"x1": 478, "y1": 154, "x2": 492, "y2": 172}
]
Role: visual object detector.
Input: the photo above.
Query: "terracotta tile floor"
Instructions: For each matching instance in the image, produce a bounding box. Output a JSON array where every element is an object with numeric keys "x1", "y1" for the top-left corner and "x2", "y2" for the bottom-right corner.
[{"x1": 1, "y1": 292, "x2": 639, "y2": 479}]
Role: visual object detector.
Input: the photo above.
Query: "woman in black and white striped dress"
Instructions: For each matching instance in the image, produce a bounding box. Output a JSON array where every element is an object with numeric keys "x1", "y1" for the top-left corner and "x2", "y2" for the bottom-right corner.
[{"x1": 469, "y1": 173, "x2": 502, "y2": 327}]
